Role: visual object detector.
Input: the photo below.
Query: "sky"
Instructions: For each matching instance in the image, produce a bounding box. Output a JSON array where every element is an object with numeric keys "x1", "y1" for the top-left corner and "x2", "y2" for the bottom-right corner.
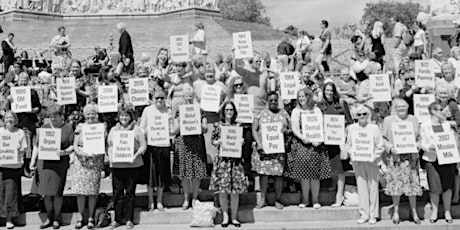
[{"x1": 262, "y1": 0, "x2": 428, "y2": 35}]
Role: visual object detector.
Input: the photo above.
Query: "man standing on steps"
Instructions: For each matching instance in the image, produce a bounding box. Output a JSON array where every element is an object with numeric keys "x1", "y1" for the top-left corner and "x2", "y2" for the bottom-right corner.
[
  {"x1": 117, "y1": 22, "x2": 134, "y2": 74},
  {"x1": 2, "y1": 33, "x2": 17, "y2": 75}
]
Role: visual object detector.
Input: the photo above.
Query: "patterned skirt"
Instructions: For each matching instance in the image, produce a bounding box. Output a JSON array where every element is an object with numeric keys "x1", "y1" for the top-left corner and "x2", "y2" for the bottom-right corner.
[
  {"x1": 72, "y1": 155, "x2": 104, "y2": 196},
  {"x1": 173, "y1": 135, "x2": 207, "y2": 179},
  {"x1": 384, "y1": 153, "x2": 423, "y2": 196},
  {"x1": 284, "y1": 137, "x2": 331, "y2": 180},
  {"x1": 251, "y1": 148, "x2": 285, "y2": 176},
  {"x1": 209, "y1": 157, "x2": 247, "y2": 194}
]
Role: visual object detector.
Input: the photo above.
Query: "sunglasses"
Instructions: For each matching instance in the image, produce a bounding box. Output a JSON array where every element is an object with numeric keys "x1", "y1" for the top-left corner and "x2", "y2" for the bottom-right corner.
[
  {"x1": 155, "y1": 97, "x2": 165, "y2": 100},
  {"x1": 405, "y1": 77, "x2": 415, "y2": 80},
  {"x1": 357, "y1": 112, "x2": 368, "y2": 117},
  {"x1": 234, "y1": 83, "x2": 243, "y2": 87}
]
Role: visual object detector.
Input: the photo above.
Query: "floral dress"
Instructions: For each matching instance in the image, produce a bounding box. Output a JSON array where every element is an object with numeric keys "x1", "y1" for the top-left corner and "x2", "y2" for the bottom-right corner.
[
  {"x1": 252, "y1": 108, "x2": 290, "y2": 176},
  {"x1": 209, "y1": 122, "x2": 247, "y2": 193}
]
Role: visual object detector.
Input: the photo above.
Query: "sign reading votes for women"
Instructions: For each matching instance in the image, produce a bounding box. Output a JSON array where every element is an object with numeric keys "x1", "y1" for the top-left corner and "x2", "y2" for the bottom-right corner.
[
  {"x1": 261, "y1": 122, "x2": 285, "y2": 154},
  {"x1": 233, "y1": 31, "x2": 253, "y2": 59},
  {"x1": 38, "y1": 128, "x2": 61, "y2": 160},
  {"x1": 234, "y1": 94, "x2": 254, "y2": 123},
  {"x1": 414, "y1": 94, "x2": 435, "y2": 123},
  {"x1": 11, "y1": 86, "x2": 32, "y2": 113},
  {"x1": 147, "y1": 113, "x2": 170, "y2": 146},
  {"x1": 351, "y1": 129, "x2": 374, "y2": 162},
  {"x1": 170, "y1": 35, "x2": 190, "y2": 62},
  {"x1": 280, "y1": 72, "x2": 300, "y2": 100},
  {"x1": 434, "y1": 132, "x2": 460, "y2": 165},
  {"x1": 324, "y1": 115, "x2": 345, "y2": 145},
  {"x1": 82, "y1": 123, "x2": 105, "y2": 155},
  {"x1": 112, "y1": 130, "x2": 135, "y2": 163},
  {"x1": 301, "y1": 113, "x2": 324, "y2": 142},
  {"x1": 369, "y1": 74, "x2": 391, "y2": 102},
  {"x1": 200, "y1": 85, "x2": 221, "y2": 112},
  {"x1": 98, "y1": 85, "x2": 118, "y2": 113},
  {"x1": 220, "y1": 126, "x2": 243, "y2": 158},
  {"x1": 391, "y1": 122, "x2": 417, "y2": 154},
  {"x1": 415, "y1": 60, "x2": 435, "y2": 88},
  {"x1": 128, "y1": 78, "x2": 149, "y2": 106},
  {"x1": 179, "y1": 104, "x2": 201, "y2": 135},
  {"x1": 56, "y1": 77, "x2": 77, "y2": 105},
  {"x1": 0, "y1": 131, "x2": 19, "y2": 164}
]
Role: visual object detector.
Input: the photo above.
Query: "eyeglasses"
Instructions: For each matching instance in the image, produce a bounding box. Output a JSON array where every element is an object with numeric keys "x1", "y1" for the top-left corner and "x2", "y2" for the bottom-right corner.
[
  {"x1": 234, "y1": 83, "x2": 243, "y2": 87},
  {"x1": 432, "y1": 107, "x2": 442, "y2": 112},
  {"x1": 155, "y1": 97, "x2": 165, "y2": 100},
  {"x1": 357, "y1": 112, "x2": 368, "y2": 117},
  {"x1": 225, "y1": 108, "x2": 234, "y2": 111}
]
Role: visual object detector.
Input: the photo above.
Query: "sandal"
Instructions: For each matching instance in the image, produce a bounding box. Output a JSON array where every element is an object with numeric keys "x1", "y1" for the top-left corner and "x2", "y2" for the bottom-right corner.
[
  {"x1": 182, "y1": 200, "x2": 189, "y2": 210},
  {"x1": 74, "y1": 220, "x2": 83, "y2": 229},
  {"x1": 87, "y1": 218, "x2": 95, "y2": 229}
]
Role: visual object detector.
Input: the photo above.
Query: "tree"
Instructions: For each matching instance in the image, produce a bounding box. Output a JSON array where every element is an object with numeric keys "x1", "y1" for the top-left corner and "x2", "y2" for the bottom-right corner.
[
  {"x1": 361, "y1": 1, "x2": 424, "y2": 37},
  {"x1": 218, "y1": 0, "x2": 271, "y2": 27}
]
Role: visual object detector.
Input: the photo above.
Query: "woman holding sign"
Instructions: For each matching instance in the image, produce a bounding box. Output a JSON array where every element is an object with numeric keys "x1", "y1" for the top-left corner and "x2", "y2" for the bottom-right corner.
[
  {"x1": 252, "y1": 91, "x2": 291, "y2": 209},
  {"x1": 107, "y1": 107, "x2": 146, "y2": 229},
  {"x1": 29, "y1": 105, "x2": 75, "y2": 229},
  {"x1": 72, "y1": 104, "x2": 106, "y2": 229},
  {"x1": 0, "y1": 111, "x2": 28, "y2": 229},
  {"x1": 382, "y1": 99, "x2": 423, "y2": 224},
  {"x1": 420, "y1": 102, "x2": 458, "y2": 223},
  {"x1": 209, "y1": 101, "x2": 246, "y2": 227},
  {"x1": 346, "y1": 104, "x2": 385, "y2": 225}
]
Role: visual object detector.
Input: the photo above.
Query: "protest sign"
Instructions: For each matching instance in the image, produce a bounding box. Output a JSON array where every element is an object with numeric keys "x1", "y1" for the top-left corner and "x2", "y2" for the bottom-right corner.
[
  {"x1": 0, "y1": 131, "x2": 19, "y2": 164},
  {"x1": 219, "y1": 126, "x2": 243, "y2": 158},
  {"x1": 351, "y1": 129, "x2": 374, "y2": 162},
  {"x1": 301, "y1": 113, "x2": 324, "y2": 142},
  {"x1": 369, "y1": 74, "x2": 391, "y2": 102},
  {"x1": 234, "y1": 94, "x2": 254, "y2": 123},
  {"x1": 179, "y1": 104, "x2": 201, "y2": 135},
  {"x1": 391, "y1": 122, "x2": 418, "y2": 154},
  {"x1": 147, "y1": 113, "x2": 170, "y2": 146},
  {"x1": 38, "y1": 128, "x2": 61, "y2": 160},
  {"x1": 434, "y1": 132, "x2": 460, "y2": 165},
  {"x1": 56, "y1": 77, "x2": 77, "y2": 105},
  {"x1": 233, "y1": 31, "x2": 253, "y2": 59},
  {"x1": 324, "y1": 115, "x2": 345, "y2": 145},
  {"x1": 414, "y1": 94, "x2": 436, "y2": 123},
  {"x1": 11, "y1": 86, "x2": 32, "y2": 113},
  {"x1": 280, "y1": 72, "x2": 300, "y2": 100},
  {"x1": 128, "y1": 78, "x2": 149, "y2": 106},
  {"x1": 415, "y1": 60, "x2": 435, "y2": 88},
  {"x1": 200, "y1": 85, "x2": 221, "y2": 112},
  {"x1": 82, "y1": 123, "x2": 106, "y2": 155},
  {"x1": 112, "y1": 130, "x2": 135, "y2": 163},
  {"x1": 170, "y1": 35, "x2": 190, "y2": 62},
  {"x1": 260, "y1": 122, "x2": 285, "y2": 154},
  {"x1": 98, "y1": 85, "x2": 118, "y2": 113}
]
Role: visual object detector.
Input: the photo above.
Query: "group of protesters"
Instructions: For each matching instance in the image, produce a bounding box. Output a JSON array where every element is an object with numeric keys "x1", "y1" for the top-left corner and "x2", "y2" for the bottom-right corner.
[{"x1": 0, "y1": 13, "x2": 459, "y2": 230}]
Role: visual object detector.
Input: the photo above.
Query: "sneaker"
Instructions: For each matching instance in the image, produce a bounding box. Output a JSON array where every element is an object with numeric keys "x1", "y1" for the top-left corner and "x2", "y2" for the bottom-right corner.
[
  {"x1": 369, "y1": 218, "x2": 377, "y2": 225},
  {"x1": 313, "y1": 203, "x2": 321, "y2": 209},
  {"x1": 298, "y1": 203, "x2": 308, "y2": 208},
  {"x1": 275, "y1": 201, "x2": 284, "y2": 209},
  {"x1": 357, "y1": 218, "x2": 369, "y2": 224},
  {"x1": 6, "y1": 221, "x2": 14, "y2": 229}
]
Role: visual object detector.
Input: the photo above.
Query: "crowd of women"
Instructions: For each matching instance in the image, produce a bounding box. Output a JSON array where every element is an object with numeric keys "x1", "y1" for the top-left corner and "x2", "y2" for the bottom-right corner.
[{"x1": 0, "y1": 16, "x2": 459, "y2": 229}]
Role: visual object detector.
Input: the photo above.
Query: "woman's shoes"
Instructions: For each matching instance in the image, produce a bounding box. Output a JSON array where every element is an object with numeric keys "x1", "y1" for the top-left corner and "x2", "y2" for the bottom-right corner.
[
  {"x1": 40, "y1": 220, "x2": 52, "y2": 229},
  {"x1": 126, "y1": 221, "x2": 134, "y2": 229},
  {"x1": 298, "y1": 203, "x2": 309, "y2": 208},
  {"x1": 429, "y1": 218, "x2": 438, "y2": 223},
  {"x1": 109, "y1": 221, "x2": 120, "y2": 229},
  {"x1": 221, "y1": 221, "x2": 229, "y2": 228},
  {"x1": 392, "y1": 218, "x2": 400, "y2": 225},
  {"x1": 74, "y1": 220, "x2": 83, "y2": 229},
  {"x1": 313, "y1": 203, "x2": 321, "y2": 209},
  {"x1": 331, "y1": 197, "x2": 344, "y2": 208},
  {"x1": 231, "y1": 220, "x2": 241, "y2": 228},
  {"x1": 52, "y1": 221, "x2": 60, "y2": 229},
  {"x1": 182, "y1": 200, "x2": 189, "y2": 210},
  {"x1": 412, "y1": 217, "x2": 421, "y2": 225},
  {"x1": 157, "y1": 203, "x2": 165, "y2": 212},
  {"x1": 87, "y1": 218, "x2": 95, "y2": 230},
  {"x1": 255, "y1": 200, "x2": 267, "y2": 209},
  {"x1": 6, "y1": 221, "x2": 14, "y2": 229},
  {"x1": 445, "y1": 211, "x2": 453, "y2": 223}
]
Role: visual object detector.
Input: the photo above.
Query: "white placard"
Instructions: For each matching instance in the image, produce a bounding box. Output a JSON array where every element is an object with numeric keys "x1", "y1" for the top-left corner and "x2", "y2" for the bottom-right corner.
[
  {"x1": 220, "y1": 126, "x2": 243, "y2": 158},
  {"x1": 200, "y1": 85, "x2": 221, "y2": 112},
  {"x1": 233, "y1": 31, "x2": 253, "y2": 59},
  {"x1": 391, "y1": 122, "x2": 418, "y2": 154},
  {"x1": 179, "y1": 104, "x2": 202, "y2": 135},
  {"x1": 324, "y1": 114, "x2": 345, "y2": 145},
  {"x1": 98, "y1": 85, "x2": 118, "y2": 113},
  {"x1": 112, "y1": 130, "x2": 135, "y2": 163},
  {"x1": 0, "y1": 131, "x2": 19, "y2": 164},
  {"x1": 369, "y1": 74, "x2": 392, "y2": 102},
  {"x1": 56, "y1": 77, "x2": 77, "y2": 105},
  {"x1": 38, "y1": 128, "x2": 61, "y2": 160},
  {"x1": 128, "y1": 78, "x2": 149, "y2": 106},
  {"x1": 301, "y1": 113, "x2": 324, "y2": 142},
  {"x1": 234, "y1": 94, "x2": 254, "y2": 123},
  {"x1": 453, "y1": 61, "x2": 460, "y2": 88},
  {"x1": 11, "y1": 86, "x2": 32, "y2": 113},
  {"x1": 414, "y1": 94, "x2": 436, "y2": 124},
  {"x1": 434, "y1": 132, "x2": 460, "y2": 165},
  {"x1": 147, "y1": 113, "x2": 170, "y2": 146},
  {"x1": 415, "y1": 60, "x2": 435, "y2": 88},
  {"x1": 260, "y1": 122, "x2": 285, "y2": 154},
  {"x1": 170, "y1": 35, "x2": 190, "y2": 62},
  {"x1": 82, "y1": 123, "x2": 106, "y2": 155},
  {"x1": 280, "y1": 72, "x2": 300, "y2": 100},
  {"x1": 351, "y1": 129, "x2": 374, "y2": 162}
]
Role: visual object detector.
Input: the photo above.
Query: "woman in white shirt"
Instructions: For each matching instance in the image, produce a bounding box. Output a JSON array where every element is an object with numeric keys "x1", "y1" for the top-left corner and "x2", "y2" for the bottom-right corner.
[
  {"x1": 294, "y1": 30, "x2": 312, "y2": 64},
  {"x1": 413, "y1": 22, "x2": 427, "y2": 59}
]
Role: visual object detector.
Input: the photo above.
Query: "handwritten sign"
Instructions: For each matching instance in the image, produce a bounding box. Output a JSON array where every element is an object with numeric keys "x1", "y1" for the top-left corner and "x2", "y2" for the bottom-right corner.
[
  {"x1": 128, "y1": 78, "x2": 149, "y2": 106},
  {"x1": 112, "y1": 130, "x2": 135, "y2": 163},
  {"x1": 98, "y1": 85, "x2": 118, "y2": 113},
  {"x1": 179, "y1": 104, "x2": 201, "y2": 135},
  {"x1": 82, "y1": 123, "x2": 105, "y2": 155},
  {"x1": 56, "y1": 77, "x2": 77, "y2": 105},
  {"x1": 200, "y1": 85, "x2": 221, "y2": 112},
  {"x1": 351, "y1": 129, "x2": 374, "y2": 162},
  {"x1": 147, "y1": 113, "x2": 170, "y2": 146},
  {"x1": 324, "y1": 115, "x2": 345, "y2": 145},
  {"x1": 234, "y1": 94, "x2": 254, "y2": 123},
  {"x1": 434, "y1": 132, "x2": 460, "y2": 165},
  {"x1": 170, "y1": 35, "x2": 190, "y2": 62},
  {"x1": 38, "y1": 128, "x2": 61, "y2": 160},
  {"x1": 301, "y1": 113, "x2": 324, "y2": 142},
  {"x1": 280, "y1": 72, "x2": 300, "y2": 100},
  {"x1": 233, "y1": 31, "x2": 253, "y2": 59},
  {"x1": 415, "y1": 60, "x2": 435, "y2": 88},
  {"x1": 260, "y1": 122, "x2": 285, "y2": 154},
  {"x1": 220, "y1": 126, "x2": 243, "y2": 158},
  {"x1": 11, "y1": 86, "x2": 32, "y2": 113},
  {"x1": 369, "y1": 74, "x2": 391, "y2": 102},
  {"x1": 391, "y1": 122, "x2": 418, "y2": 154},
  {"x1": 414, "y1": 94, "x2": 435, "y2": 123},
  {"x1": 0, "y1": 131, "x2": 19, "y2": 164}
]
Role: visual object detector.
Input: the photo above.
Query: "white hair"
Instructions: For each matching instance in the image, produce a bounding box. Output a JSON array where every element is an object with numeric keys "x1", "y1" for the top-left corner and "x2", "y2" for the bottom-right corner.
[{"x1": 116, "y1": 23, "x2": 126, "y2": 30}]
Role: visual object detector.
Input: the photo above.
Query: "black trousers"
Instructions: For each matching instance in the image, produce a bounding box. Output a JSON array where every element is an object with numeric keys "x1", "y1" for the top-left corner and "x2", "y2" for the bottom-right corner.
[{"x1": 112, "y1": 167, "x2": 140, "y2": 222}]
